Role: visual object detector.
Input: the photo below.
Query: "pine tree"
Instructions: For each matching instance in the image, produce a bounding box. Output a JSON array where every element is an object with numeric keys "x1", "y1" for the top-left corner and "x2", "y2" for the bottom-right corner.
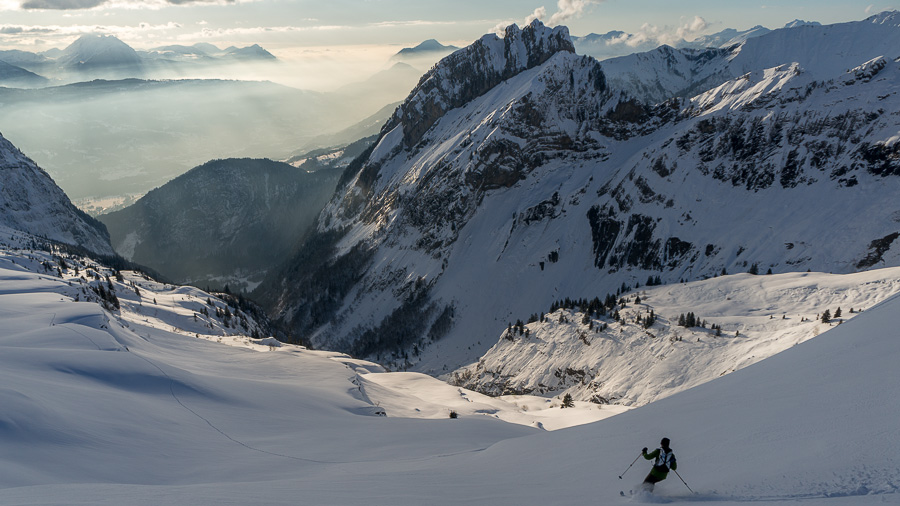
[
  {"x1": 834, "y1": 307, "x2": 842, "y2": 318},
  {"x1": 561, "y1": 393, "x2": 574, "y2": 408},
  {"x1": 821, "y1": 309, "x2": 831, "y2": 323}
]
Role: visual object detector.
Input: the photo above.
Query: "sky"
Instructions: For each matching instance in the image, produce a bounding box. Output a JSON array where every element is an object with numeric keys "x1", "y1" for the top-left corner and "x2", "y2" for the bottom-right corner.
[
  {"x1": 0, "y1": 0, "x2": 893, "y2": 54},
  {"x1": 0, "y1": 0, "x2": 895, "y2": 90}
]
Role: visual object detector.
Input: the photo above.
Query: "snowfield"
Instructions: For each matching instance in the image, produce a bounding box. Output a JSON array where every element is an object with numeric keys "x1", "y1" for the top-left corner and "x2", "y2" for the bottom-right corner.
[
  {"x1": 0, "y1": 228, "x2": 899, "y2": 505},
  {"x1": 451, "y1": 268, "x2": 900, "y2": 406}
]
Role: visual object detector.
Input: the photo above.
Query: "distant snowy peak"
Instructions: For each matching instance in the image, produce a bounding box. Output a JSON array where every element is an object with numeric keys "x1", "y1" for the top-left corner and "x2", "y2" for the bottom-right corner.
[
  {"x1": 147, "y1": 42, "x2": 277, "y2": 62},
  {"x1": 0, "y1": 132, "x2": 113, "y2": 256},
  {"x1": 687, "y1": 25, "x2": 772, "y2": 49},
  {"x1": 782, "y1": 19, "x2": 821, "y2": 29},
  {"x1": 223, "y1": 44, "x2": 276, "y2": 60},
  {"x1": 58, "y1": 34, "x2": 142, "y2": 70},
  {"x1": 602, "y1": 10, "x2": 900, "y2": 104},
  {"x1": 381, "y1": 20, "x2": 575, "y2": 149}
]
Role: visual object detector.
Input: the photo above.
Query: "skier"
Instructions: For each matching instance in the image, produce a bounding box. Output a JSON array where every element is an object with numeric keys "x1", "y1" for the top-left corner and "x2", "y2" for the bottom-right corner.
[{"x1": 640, "y1": 437, "x2": 676, "y2": 492}]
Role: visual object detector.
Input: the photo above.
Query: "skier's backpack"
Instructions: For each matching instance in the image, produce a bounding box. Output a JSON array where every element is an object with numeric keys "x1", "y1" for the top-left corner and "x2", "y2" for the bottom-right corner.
[{"x1": 654, "y1": 448, "x2": 674, "y2": 471}]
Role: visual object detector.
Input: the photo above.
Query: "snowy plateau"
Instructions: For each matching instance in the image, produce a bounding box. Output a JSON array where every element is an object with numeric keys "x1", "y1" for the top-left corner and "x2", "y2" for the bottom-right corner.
[{"x1": 1, "y1": 11, "x2": 900, "y2": 506}]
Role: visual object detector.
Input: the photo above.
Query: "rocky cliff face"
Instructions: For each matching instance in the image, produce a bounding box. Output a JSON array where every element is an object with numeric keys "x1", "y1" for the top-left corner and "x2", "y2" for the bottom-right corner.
[
  {"x1": 381, "y1": 20, "x2": 577, "y2": 151},
  {"x1": 259, "y1": 16, "x2": 900, "y2": 374},
  {"x1": 0, "y1": 132, "x2": 114, "y2": 256}
]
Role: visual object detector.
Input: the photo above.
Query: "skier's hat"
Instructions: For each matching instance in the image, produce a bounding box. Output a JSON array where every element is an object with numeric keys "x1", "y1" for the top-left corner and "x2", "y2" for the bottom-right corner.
[{"x1": 660, "y1": 437, "x2": 670, "y2": 447}]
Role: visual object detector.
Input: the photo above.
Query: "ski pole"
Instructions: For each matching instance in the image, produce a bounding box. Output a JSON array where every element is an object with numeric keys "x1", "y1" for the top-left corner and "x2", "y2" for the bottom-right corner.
[
  {"x1": 618, "y1": 453, "x2": 642, "y2": 479},
  {"x1": 673, "y1": 469, "x2": 696, "y2": 494}
]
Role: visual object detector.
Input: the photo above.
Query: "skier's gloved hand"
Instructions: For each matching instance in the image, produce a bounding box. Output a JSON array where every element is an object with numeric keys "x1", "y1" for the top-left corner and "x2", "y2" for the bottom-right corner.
[{"x1": 642, "y1": 447, "x2": 648, "y2": 454}]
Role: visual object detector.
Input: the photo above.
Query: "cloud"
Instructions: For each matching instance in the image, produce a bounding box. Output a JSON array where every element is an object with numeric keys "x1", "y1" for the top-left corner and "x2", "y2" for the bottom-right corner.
[
  {"x1": 548, "y1": 0, "x2": 601, "y2": 26},
  {"x1": 21, "y1": 0, "x2": 107, "y2": 9},
  {"x1": 18, "y1": 0, "x2": 246, "y2": 10},
  {"x1": 602, "y1": 16, "x2": 709, "y2": 49},
  {"x1": 0, "y1": 25, "x2": 57, "y2": 33},
  {"x1": 525, "y1": 6, "x2": 547, "y2": 24},
  {"x1": 490, "y1": 5, "x2": 549, "y2": 36},
  {"x1": 0, "y1": 21, "x2": 184, "y2": 41},
  {"x1": 675, "y1": 16, "x2": 709, "y2": 41},
  {"x1": 369, "y1": 19, "x2": 460, "y2": 29}
]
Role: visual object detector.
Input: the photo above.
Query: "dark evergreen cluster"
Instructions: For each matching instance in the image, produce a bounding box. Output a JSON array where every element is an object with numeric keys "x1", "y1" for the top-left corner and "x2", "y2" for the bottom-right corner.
[
  {"x1": 678, "y1": 312, "x2": 711, "y2": 329},
  {"x1": 820, "y1": 307, "x2": 842, "y2": 324},
  {"x1": 505, "y1": 321, "x2": 530, "y2": 340},
  {"x1": 645, "y1": 275, "x2": 663, "y2": 286},
  {"x1": 547, "y1": 293, "x2": 620, "y2": 319},
  {"x1": 91, "y1": 282, "x2": 120, "y2": 311},
  {"x1": 637, "y1": 310, "x2": 656, "y2": 329}
]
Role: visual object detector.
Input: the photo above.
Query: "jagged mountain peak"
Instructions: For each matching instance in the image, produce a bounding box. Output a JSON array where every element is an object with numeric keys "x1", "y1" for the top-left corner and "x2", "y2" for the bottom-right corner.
[{"x1": 380, "y1": 19, "x2": 576, "y2": 150}]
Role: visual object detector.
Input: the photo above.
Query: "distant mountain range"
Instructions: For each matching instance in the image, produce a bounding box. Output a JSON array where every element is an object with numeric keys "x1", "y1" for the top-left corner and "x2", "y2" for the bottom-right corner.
[
  {"x1": 572, "y1": 19, "x2": 821, "y2": 61},
  {"x1": 145, "y1": 42, "x2": 277, "y2": 62},
  {"x1": 0, "y1": 34, "x2": 278, "y2": 86}
]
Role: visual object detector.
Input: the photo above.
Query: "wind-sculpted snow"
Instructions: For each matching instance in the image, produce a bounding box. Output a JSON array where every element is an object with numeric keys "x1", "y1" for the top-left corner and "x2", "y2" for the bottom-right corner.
[{"x1": 0, "y1": 132, "x2": 114, "y2": 257}]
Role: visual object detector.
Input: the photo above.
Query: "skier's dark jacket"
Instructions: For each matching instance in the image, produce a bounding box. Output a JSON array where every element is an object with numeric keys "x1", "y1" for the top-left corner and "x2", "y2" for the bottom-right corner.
[{"x1": 643, "y1": 447, "x2": 676, "y2": 481}]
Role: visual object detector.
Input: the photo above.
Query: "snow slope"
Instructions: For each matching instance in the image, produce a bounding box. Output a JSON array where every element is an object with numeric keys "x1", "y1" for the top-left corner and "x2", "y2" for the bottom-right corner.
[
  {"x1": 452, "y1": 268, "x2": 900, "y2": 406},
  {"x1": 0, "y1": 233, "x2": 898, "y2": 504}
]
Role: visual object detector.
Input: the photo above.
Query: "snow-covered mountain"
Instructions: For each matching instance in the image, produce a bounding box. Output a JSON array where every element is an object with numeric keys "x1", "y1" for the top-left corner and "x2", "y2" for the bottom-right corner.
[
  {"x1": 451, "y1": 268, "x2": 900, "y2": 404},
  {"x1": 57, "y1": 34, "x2": 144, "y2": 76},
  {"x1": 257, "y1": 14, "x2": 900, "y2": 376},
  {"x1": 572, "y1": 30, "x2": 665, "y2": 61},
  {"x1": 221, "y1": 43, "x2": 276, "y2": 60},
  {"x1": 0, "y1": 132, "x2": 113, "y2": 256},
  {"x1": 0, "y1": 37, "x2": 279, "y2": 85},
  {"x1": 99, "y1": 158, "x2": 343, "y2": 292},
  {"x1": 145, "y1": 42, "x2": 277, "y2": 62},
  {"x1": 682, "y1": 24, "x2": 772, "y2": 50},
  {"x1": 572, "y1": 18, "x2": 824, "y2": 62},
  {"x1": 601, "y1": 11, "x2": 900, "y2": 104}
]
